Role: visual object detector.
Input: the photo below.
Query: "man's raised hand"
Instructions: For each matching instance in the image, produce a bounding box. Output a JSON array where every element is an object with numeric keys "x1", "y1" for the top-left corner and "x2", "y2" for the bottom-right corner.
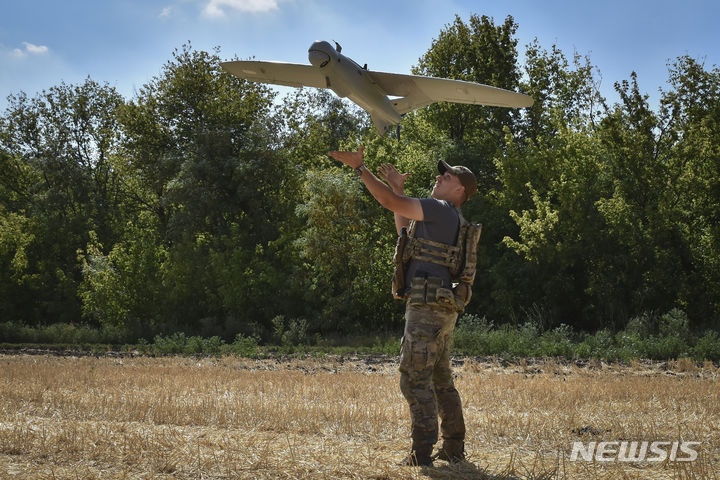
[
  {"x1": 378, "y1": 163, "x2": 411, "y2": 194},
  {"x1": 328, "y1": 146, "x2": 365, "y2": 169}
]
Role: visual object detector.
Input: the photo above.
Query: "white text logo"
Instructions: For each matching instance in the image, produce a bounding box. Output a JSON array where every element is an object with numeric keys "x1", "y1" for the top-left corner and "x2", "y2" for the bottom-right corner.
[{"x1": 569, "y1": 441, "x2": 700, "y2": 462}]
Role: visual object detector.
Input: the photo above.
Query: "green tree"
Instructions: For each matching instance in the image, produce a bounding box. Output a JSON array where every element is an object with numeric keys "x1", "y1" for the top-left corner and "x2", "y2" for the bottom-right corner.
[
  {"x1": 79, "y1": 44, "x2": 305, "y2": 338},
  {"x1": 498, "y1": 51, "x2": 720, "y2": 331},
  {"x1": 656, "y1": 56, "x2": 720, "y2": 326},
  {"x1": 293, "y1": 138, "x2": 418, "y2": 334},
  {"x1": 493, "y1": 41, "x2": 610, "y2": 329},
  {"x1": 4, "y1": 19, "x2": 719, "y2": 344},
  {"x1": 0, "y1": 79, "x2": 124, "y2": 324},
  {"x1": 522, "y1": 39, "x2": 604, "y2": 140},
  {"x1": 117, "y1": 45, "x2": 280, "y2": 240},
  {"x1": 413, "y1": 14, "x2": 523, "y2": 149},
  {"x1": 281, "y1": 88, "x2": 370, "y2": 169}
]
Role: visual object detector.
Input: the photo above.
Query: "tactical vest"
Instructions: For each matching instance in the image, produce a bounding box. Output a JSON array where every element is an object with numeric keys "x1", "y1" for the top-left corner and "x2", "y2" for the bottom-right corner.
[{"x1": 392, "y1": 209, "x2": 482, "y2": 311}]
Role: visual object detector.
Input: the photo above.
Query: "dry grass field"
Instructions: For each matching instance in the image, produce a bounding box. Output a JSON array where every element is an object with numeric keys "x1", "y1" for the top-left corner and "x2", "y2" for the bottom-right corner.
[{"x1": 1, "y1": 353, "x2": 719, "y2": 480}]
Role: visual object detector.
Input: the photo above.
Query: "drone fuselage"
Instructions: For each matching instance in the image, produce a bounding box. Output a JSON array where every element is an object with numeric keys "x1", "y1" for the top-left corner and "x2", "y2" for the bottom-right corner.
[{"x1": 308, "y1": 41, "x2": 402, "y2": 131}]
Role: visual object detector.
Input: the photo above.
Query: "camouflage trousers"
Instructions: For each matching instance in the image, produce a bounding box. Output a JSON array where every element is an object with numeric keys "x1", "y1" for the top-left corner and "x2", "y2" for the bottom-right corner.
[{"x1": 399, "y1": 301, "x2": 465, "y2": 449}]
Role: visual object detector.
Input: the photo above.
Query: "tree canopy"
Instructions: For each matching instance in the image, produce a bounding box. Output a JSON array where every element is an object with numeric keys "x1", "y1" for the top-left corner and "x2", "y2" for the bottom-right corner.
[{"x1": 1, "y1": 15, "x2": 719, "y2": 343}]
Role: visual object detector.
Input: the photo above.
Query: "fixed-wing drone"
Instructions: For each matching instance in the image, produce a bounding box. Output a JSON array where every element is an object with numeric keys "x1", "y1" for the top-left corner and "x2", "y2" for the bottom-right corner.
[{"x1": 221, "y1": 41, "x2": 533, "y2": 135}]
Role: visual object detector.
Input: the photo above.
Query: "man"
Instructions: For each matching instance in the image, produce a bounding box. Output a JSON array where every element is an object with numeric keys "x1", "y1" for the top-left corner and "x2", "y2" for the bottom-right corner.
[{"x1": 328, "y1": 146, "x2": 478, "y2": 467}]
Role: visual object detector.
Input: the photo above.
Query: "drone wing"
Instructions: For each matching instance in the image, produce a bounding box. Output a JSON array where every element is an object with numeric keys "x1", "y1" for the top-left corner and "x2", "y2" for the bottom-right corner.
[
  {"x1": 221, "y1": 60, "x2": 328, "y2": 89},
  {"x1": 367, "y1": 71, "x2": 534, "y2": 115}
]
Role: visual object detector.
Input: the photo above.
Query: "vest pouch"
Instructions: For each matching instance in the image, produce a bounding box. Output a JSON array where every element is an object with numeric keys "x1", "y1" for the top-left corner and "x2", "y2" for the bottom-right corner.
[
  {"x1": 409, "y1": 277, "x2": 427, "y2": 305},
  {"x1": 434, "y1": 287, "x2": 457, "y2": 310},
  {"x1": 425, "y1": 277, "x2": 442, "y2": 304},
  {"x1": 408, "y1": 277, "x2": 457, "y2": 310}
]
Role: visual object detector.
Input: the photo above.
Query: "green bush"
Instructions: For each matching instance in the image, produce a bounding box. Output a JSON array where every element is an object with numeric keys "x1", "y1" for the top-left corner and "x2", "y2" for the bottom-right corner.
[
  {"x1": 453, "y1": 314, "x2": 493, "y2": 354},
  {"x1": 481, "y1": 328, "x2": 513, "y2": 356},
  {"x1": 693, "y1": 331, "x2": 720, "y2": 362},
  {"x1": 659, "y1": 308, "x2": 691, "y2": 340},
  {"x1": 151, "y1": 332, "x2": 224, "y2": 355},
  {"x1": 0, "y1": 321, "x2": 35, "y2": 343},
  {"x1": 0, "y1": 321, "x2": 127, "y2": 345},
  {"x1": 576, "y1": 329, "x2": 614, "y2": 359},
  {"x1": 371, "y1": 336, "x2": 401, "y2": 356},
  {"x1": 222, "y1": 334, "x2": 260, "y2": 357},
  {"x1": 642, "y1": 335, "x2": 690, "y2": 360},
  {"x1": 613, "y1": 331, "x2": 645, "y2": 361},
  {"x1": 624, "y1": 314, "x2": 653, "y2": 337},
  {"x1": 271, "y1": 315, "x2": 310, "y2": 346},
  {"x1": 507, "y1": 322, "x2": 540, "y2": 356},
  {"x1": 1, "y1": 309, "x2": 718, "y2": 363},
  {"x1": 152, "y1": 332, "x2": 188, "y2": 354},
  {"x1": 453, "y1": 318, "x2": 542, "y2": 357},
  {"x1": 536, "y1": 324, "x2": 574, "y2": 357}
]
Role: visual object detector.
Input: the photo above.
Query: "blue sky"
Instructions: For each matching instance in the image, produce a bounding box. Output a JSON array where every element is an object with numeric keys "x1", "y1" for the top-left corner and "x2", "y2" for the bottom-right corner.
[{"x1": 2, "y1": 0, "x2": 719, "y2": 112}]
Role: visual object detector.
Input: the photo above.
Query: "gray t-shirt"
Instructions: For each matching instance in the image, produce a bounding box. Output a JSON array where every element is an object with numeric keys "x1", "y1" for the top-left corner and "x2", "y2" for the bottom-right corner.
[{"x1": 404, "y1": 198, "x2": 460, "y2": 289}]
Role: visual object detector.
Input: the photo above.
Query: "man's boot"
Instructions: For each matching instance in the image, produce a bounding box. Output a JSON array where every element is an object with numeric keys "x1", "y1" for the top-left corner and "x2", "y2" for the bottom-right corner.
[
  {"x1": 434, "y1": 440, "x2": 465, "y2": 463},
  {"x1": 398, "y1": 443, "x2": 434, "y2": 467}
]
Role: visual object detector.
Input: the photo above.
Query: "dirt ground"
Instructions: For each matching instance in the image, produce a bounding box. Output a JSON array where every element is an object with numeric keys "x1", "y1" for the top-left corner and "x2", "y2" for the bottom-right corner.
[{"x1": 1, "y1": 352, "x2": 718, "y2": 479}]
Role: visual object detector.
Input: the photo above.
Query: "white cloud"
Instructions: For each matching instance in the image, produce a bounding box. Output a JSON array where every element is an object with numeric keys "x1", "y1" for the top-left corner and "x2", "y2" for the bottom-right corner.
[
  {"x1": 11, "y1": 42, "x2": 50, "y2": 57},
  {"x1": 159, "y1": 6, "x2": 173, "y2": 18},
  {"x1": 23, "y1": 42, "x2": 49, "y2": 55},
  {"x1": 202, "y1": 0, "x2": 279, "y2": 18}
]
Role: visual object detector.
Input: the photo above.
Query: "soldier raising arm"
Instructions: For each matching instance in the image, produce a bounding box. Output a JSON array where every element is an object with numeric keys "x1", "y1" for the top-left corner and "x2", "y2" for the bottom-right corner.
[
  {"x1": 328, "y1": 146, "x2": 469, "y2": 226},
  {"x1": 329, "y1": 146, "x2": 479, "y2": 467},
  {"x1": 328, "y1": 147, "x2": 424, "y2": 229}
]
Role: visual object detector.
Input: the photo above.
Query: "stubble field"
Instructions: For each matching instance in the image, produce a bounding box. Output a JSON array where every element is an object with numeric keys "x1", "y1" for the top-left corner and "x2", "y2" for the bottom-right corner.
[{"x1": 1, "y1": 353, "x2": 718, "y2": 479}]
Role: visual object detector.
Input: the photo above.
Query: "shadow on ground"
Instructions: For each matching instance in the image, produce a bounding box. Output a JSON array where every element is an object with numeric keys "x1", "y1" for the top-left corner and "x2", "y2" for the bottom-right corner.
[{"x1": 422, "y1": 461, "x2": 527, "y2": 480}]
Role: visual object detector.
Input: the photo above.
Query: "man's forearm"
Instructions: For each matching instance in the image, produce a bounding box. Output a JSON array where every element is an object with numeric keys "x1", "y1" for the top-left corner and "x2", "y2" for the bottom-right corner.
[
  {"x1": 328, "y1": 148, "x2": 423, "y2": 223},
  {"x1": 357, "y1": 166, "x2": 400, "y2": 210},
  {"x1": 357, "y1": 167, "x2": 415, "y2": 234}
]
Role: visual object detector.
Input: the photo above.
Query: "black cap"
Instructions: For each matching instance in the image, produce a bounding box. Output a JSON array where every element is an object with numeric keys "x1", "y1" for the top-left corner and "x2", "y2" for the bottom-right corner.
[{"x1": 438, "y1": 160, "x2": 477, "y2": 202}]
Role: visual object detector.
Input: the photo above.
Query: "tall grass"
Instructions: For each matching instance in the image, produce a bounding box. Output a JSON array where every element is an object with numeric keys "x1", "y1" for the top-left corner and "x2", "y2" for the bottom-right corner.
[
  {"x1": 2, "y1": 307, "x2": 719, "y2": 362},
  {"x1": 453, "y1": 309, "x2": 720, "y2": 362}
]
